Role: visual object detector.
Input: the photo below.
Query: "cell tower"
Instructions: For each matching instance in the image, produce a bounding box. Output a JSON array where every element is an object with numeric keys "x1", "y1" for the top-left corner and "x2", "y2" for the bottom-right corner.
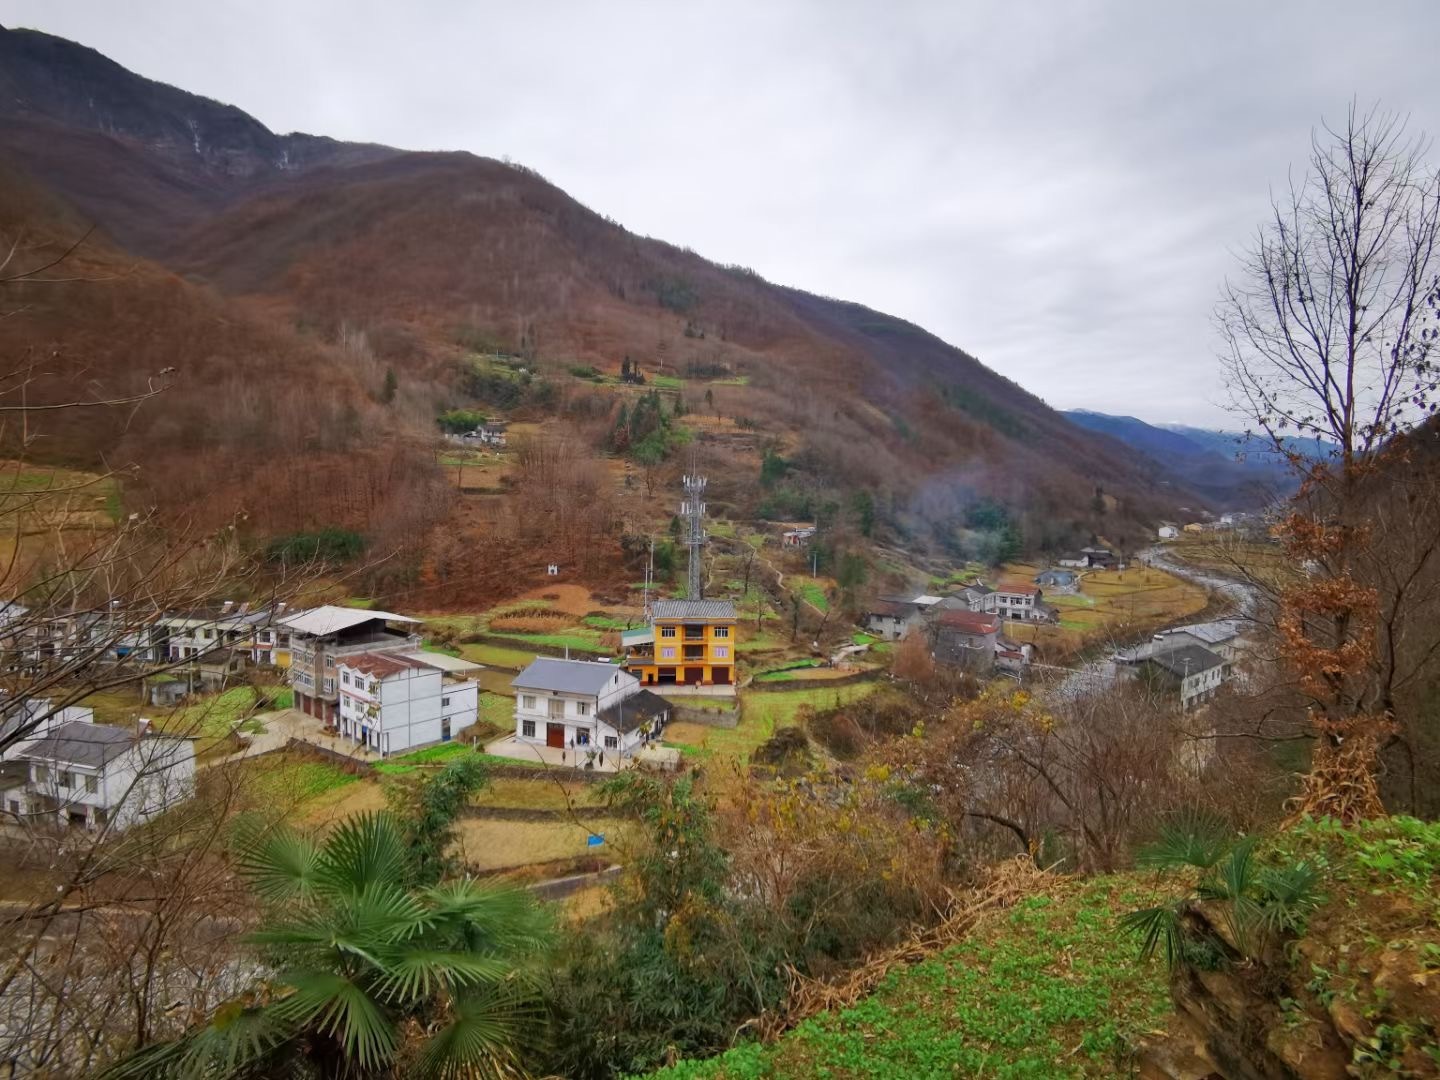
[{"x1": 681, "y1": 473, "x2": 708, "y2": 600}]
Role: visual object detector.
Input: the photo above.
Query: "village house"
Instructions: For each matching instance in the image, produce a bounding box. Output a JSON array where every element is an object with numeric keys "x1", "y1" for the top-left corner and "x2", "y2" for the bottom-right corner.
[
  {"x1": 1034, "y1": 568, "x2": 1080, "y2": 593},
  {"x1": 1151, "y1": 620, "x2": 1245, "y2": 661},
  {"x1": 511, "y1": 658, "x2": 670, "y2": 761},
  {"x1": 781, "y1": 525, "x2": 817, "y2": 547},
  {"x1": 621, "y1": 599, "x2": 738, "y2": 688},
  {"x1": 335, "y1": 650, "x2": 480, "y2": 756},
  {"x1": 929, "y1": 609, "x2": 1001, "y2": 673},
  {"x1": 1157, "y1": 522, "x2": 1180, "y2": 540},
  {"x1": 995, "y1": 636, "x2": 1034, "y2": 674},
  {"x1": 994, "y1": 582, "x2": 1045, "y2": 621},
  {"x1": 282, "y1": 606, "x2": 423, "y2": 726},
  {"x1": 1140, "y1": 643, "x2": 1228, "y2": 710},
  {"x1": 862, "y1": 597, "x2": 927, "y2": 641},
  {"x1": 1079, "y1": 546, "x2": 1118, "y2": 569},
  {"x1": 1, "y1": 714, "x2": 195, "y2": 830},
  {"x1": 936, "y1": 584, "x2": 998, "y2": 614},
  {"x1": 1183, "y1": 522, "x2": 1206, "y2": 535},
  {"x1": 1057, "y1": 552, "x2": 1089, "y2": 569}
]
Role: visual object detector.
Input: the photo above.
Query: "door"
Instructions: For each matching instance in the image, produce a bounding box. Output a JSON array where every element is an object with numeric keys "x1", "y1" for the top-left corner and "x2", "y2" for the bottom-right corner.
[
  {"x1": 441, "y1": 718, "x2": 452, "y2": 742},
  {"x1": 684, "y1": 666, "x2": 703, "y2": 685},
  {"x1": 546, "y1": 723, "x2": 565, "y2": 748}
]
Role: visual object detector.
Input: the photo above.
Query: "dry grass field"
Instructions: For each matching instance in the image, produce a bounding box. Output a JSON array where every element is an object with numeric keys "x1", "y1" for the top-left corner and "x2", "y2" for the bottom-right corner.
[{"x1": 1000, "y1": 561, "x2": 1210, "y2": 659}]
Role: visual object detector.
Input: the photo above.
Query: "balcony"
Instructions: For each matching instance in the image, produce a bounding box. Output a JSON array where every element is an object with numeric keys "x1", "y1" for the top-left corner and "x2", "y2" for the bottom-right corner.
[
  {"x1": 682, "y1": 625, "x2": 705, "y2": 641},
  {"x1": 683, "y1": 646, "x2": 706, "y2": 662}
]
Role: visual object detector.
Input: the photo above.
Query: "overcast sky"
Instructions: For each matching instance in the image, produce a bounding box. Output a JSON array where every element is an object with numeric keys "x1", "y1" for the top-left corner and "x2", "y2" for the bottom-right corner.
[{"x1": 10, "y1": 1, "x2": 1440, "y2": 425}]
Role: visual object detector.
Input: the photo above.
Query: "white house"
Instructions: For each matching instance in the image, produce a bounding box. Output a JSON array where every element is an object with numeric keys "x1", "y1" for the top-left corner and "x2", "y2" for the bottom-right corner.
[
  {"x1": 1157, "y1": 523, "x2": 1180, "y2": 540},
  {"x1": 862, "y1": 597, "x2": 925, "y2": 641},
  {"x1": 283, "y1": 606, "x2": 423, "y2": 726},
  {"x1": 2, "y1": 716, "x2": 195, "y2": 830},
  {"x1": 335, "y1": 651, "x2": 481, "y2": 756},
  {"x1": 1152, "y1": 621, "x2": 1245, "y2": 662},
  {"x1": 1141, "y1": 644, "x2": 1228, "y2": 710},
  {"x1": 994, "y1": 583, "x2": 1045, "y2": 621},
  {"x1": 511, "y1": 658, "x2": 670, "y2": 762}
]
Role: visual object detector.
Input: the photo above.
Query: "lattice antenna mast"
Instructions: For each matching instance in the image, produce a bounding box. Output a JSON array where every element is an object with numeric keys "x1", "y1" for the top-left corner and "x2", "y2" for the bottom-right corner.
[
  {"x1": 642, "y1": 536, "x2": 654, "y2": 621},
  {"x1": 681, "y1": 473, "x2": 707, "y2": 600}
]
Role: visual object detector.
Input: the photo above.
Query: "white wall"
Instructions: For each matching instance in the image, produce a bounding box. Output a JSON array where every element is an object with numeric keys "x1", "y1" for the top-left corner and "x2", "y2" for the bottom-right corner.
[
  {"x1": 513, "y1": 668, "x2": 638, "y2": 750},
  {"x1": 338, "y1": 664, "x2": 478, "y2": 756}
]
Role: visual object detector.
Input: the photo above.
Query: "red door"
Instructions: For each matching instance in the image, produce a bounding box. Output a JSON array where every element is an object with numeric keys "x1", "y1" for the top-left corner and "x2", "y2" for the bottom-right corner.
[
  {"x1": 546, "y1": 723, "x2": 565, "y2": 748},
  {"x1": 684, "y1": 666, "x2": 703, "y2": 684}
]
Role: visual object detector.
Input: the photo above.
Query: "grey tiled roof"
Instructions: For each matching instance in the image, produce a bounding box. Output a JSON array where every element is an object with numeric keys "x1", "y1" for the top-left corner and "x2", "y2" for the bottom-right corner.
[
  {"x1": 512, "y1": 658, "x2": 629, "y2": 696},
  {"x1": 598, "y1": 689, "x2": 672, "y2": 734},
  {"x1": 1147, "y1": 643, "x2": 1225, "y2": 677},
  {"x1": 651, "y1": 599, "x2": 738, "y2": 621},
  {"x1": 21, "y1": 721, "x2": 137, "y2": 768}
]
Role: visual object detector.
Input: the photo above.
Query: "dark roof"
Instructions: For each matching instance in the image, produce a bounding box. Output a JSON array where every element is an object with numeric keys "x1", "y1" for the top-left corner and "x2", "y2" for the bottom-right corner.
[
  {"x1": 598, "y1": 689, "x2": 672, "y2": 734},
  {"x1": 512, "y1": 658, "x2": 630, "y2": 696},
  {"x1": 651, "y1": 599, "x2": 737, "y2": 621},
  {"x1": 865, "y1": 599, "x2": 913, "y2": 619},
  {"x1": 997, "y1": 582, "x2": 1041, "y2": 596},
  {"x1": 1146, "y1": 644, "x2": 1225, "y2": 678},
  {"x1": 21, "y1": 721, "x2": 138, "y2": 769}
]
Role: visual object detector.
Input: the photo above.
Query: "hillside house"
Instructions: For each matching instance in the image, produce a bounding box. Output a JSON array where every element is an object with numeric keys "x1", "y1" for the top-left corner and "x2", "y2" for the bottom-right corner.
[
  {"x1": 0, "y1": 698, "x2": 94, "y2": 760},
  {"x1": 1151, "y1": 620, "x2": 1244, "y2": 661},
  {"x1": 936, "y1": 584, "x2": 998, "y2": 614},
  {"x1": 862, "y1": 597, "x2": 926, "y2": 641},
  {"x1": 283, "y1": 606, "x2": 423, "y2": 725},
  {"x1": 1080, "y1": 546, "x2": 1118, "y2": 569},
  {"x1": 621, "y1": 599, "x2": 737, "y2": 687},
  {"x1": 1034, "y1": 569, "x2": 1080, "y2": 593},
  {"x1": 512, "y1": 658, "x2": 670, "y2": 761},
  {"x1": 781, "y1": 526, "x2": 817, "y2": 547},
  {"x1": 1, "y1": 716, "x2": 195, "y2": 831},
  {"x1": 1183, "y1": 522, "x2": 1206, "y2": 535},
  {"x1": 335, "y1": 650, "x2": 480, "y2": 756},
  {"x1": 995, "y1": 583, "x2": 1045, "y2": 621},
  {"x1": 929, "y1": 609, "x2": 1000, "y2": 673},
  {"x1": 1141, "y1": 644, "x2": 1228, "y2": 709},
  {"x1": 1157, "y1": 523, "x2": 1180, "y2": 540},
  {"x1": 1057, "y1": 552, "x2": 1088, "y2": 569},
  {"x1": 996, "y1": 636, "x2": 1034, "y2": 674}
]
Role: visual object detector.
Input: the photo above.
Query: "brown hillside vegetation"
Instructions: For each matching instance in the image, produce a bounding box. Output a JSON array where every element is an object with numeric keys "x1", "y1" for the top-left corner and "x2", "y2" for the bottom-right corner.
[
  {"x1": 0, "y1": 166, "x2": 446, "y2": 548},
  {"x1": 0, "y1": 23, "x2": 1196, "y2": 608}
]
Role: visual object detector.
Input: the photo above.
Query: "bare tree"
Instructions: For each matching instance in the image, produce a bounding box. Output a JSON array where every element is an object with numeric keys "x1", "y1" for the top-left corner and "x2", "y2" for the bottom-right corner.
[{"x1": 1218, "y1": 105, "x2": 1440, "y2": 819}]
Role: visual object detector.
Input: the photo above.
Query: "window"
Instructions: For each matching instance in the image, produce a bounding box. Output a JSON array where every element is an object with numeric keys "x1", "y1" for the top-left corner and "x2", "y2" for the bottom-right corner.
[
  {"x1": 660, "y1": 626, "x2": 676, "y2": 638},
  {"x1": 342, "y1": 671, "x2": 351, "y2": 686},
  {"x1": 576, "y1": 729, "x2": 591, "y2": 746},
  {"x1": 522, "y1": 720, "x2": 536, "y2": 738},
  {"x1": 661, "y1": 647, "x2": 676, "y2": 659},
  {"x1": 85, "y1": 775, "x2": 98, "y2": 794},
  {"x1": 522, "y1": 695, "x2": 536, "y2": 710},
  {"x1": 34, "y1": 765, "x2": 48, "y2": 784},
  {"x1": 325, "y1": 655, "x2": 336, "y2": 668},
  {"x1": 713, "y1": 626, "x2": 729, "y2": 639},
  {"x1": 323, "y1": 678, "x2": 335, "y2": 694},
  {"x1": 576, "y1": 702, "x2": 589, "y2": 717},
  {"x1": 441, "y1": 696, "x2": 451, "y2": 707},
  {"x1": 204, "y1": 629, "x2": 214, "y2": 640},
  {"x1": 58, "y1": 770, "x2": 72, "y2": 789},
  {"x1": 604, "y1": 735, "x2": 618, "y2": 749},
  {"x1": 714, "y1": 647, "x2": 729, "y2": 659},
  {"x1": 548, "y1": 699, "x2": 565, "y2": 719},
  {"x1": 259, "y1": 631, "x2": 273, "y2": 644}
]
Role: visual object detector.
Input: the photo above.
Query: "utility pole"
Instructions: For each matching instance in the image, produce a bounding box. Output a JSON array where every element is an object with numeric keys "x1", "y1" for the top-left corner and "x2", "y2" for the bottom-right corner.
[
  {"x1": 681, "y1": 473, "x2": 707, "y2": 600},
  {"x1": 642, "y1": 536, "x2": 654, "y2": 621}
]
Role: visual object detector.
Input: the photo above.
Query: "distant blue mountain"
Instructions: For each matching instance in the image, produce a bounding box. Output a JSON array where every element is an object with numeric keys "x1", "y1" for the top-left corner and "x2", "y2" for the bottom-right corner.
[{"x1": 1062, "y1": 411, "x2": 1332, "y2": 507}]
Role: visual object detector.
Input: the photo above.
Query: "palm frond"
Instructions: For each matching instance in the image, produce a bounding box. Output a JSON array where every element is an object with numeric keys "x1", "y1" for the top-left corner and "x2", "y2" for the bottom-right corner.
[
  {"x1": 1253, "y1": 860, "x2": 1325, "y2": 936},
  {"x1": 413, "y1": 986, "x2": 538, "y2": 1080},
  {"x1": 98, "y1": 1002, "x2": 295, "y2": 1078},
  {"x1": 236, "y1": 824, "x2": 324, "y2": 905},
  {"x1": 1118, "y1": 903, "x2": 1185, "y2": 968},
  {"x1": 424, "y1": 880, "x2": 553, "y2": 953},
  {"x1": 1137, "y1": 808, "x2": 1235, "y2": 871},
  {"x1": 317, "y1": 811, "x2": 411, "y2": 896},
  {"x1": 271, "y1": 969, "x2": 398, "y2": 1072},
  {"x1": 373, "y1": 949, "x2": 512, "y2": 1004}
]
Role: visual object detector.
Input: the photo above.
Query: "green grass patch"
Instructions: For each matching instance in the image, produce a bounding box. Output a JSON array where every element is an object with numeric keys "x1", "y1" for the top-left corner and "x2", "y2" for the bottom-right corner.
[
  {"x1": 249, "y1": 759, "x2": 357, "y2": 802},
  {"x1": 479, "y1": 691, "x2": 513, "y2": 728},
  {"x1": 582, "y1": 614, "x2": 635, "y2": 631},
  {"x1": 793, "y1": 578, "x2": 830, "y2": 611},
  {"x1": 651, "y1": 876, "x2": 1169, "y2": 1079},
  {"x1": 493, "y1": 630, "x2": 605, "y2": 652},
  {"x1": 259, "y1": 687, "x2": 294, "y2": 711},
  {"x1": 851, "y1": 632, "x2": 878, "y2": 646},
  {"x1": 343, "y1": 597, "x2": 378, "y2": 610},
  {"x1": 458, "y1": 642, "x2": 539, "y2": 669},
  {"x1": 650, "y1": 374, "x2": 684, "y2": 390}
]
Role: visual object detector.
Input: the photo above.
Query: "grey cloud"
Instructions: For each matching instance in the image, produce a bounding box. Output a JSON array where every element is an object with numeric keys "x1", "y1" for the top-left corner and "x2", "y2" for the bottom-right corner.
[{"x1": 9, "y1": 0, "x2": 1440, "y2": 425}]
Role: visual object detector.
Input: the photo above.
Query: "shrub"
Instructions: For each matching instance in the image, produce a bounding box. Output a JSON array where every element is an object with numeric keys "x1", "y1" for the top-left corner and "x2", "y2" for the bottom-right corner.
[
  {"x1": 265, "y1": 526, "x2": 365, "y2": 566},
  {"x1": 436, "y1": 408, "x2": 488, "y2": 433}
]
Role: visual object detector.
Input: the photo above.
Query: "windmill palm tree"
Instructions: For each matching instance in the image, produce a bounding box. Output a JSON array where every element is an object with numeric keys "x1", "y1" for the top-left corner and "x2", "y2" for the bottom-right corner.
[{"x1": 105, "y1": 811, "x2": 551, "y2": 1079}]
